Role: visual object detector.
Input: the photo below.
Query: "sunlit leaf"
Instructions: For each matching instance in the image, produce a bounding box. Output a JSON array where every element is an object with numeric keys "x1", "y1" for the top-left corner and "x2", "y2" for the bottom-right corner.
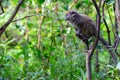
[
  {"x1": 116, "y1": 62, "x2": 120, "y2": 70},
  {"x1": 106, "y1": 0, "x2": 115, "y2": 5}
]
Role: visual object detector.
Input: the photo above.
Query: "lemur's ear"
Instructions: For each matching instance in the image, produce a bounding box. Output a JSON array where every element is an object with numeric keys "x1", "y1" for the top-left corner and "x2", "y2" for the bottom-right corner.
[{"x1": 70, "y1": 10, "x2": 76, "y2": 14}]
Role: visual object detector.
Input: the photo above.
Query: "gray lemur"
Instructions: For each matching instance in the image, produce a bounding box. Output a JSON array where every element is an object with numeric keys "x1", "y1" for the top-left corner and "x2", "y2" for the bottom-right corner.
[{"x1": 65, "y1": 10, "x2": 117, "y2": 65}]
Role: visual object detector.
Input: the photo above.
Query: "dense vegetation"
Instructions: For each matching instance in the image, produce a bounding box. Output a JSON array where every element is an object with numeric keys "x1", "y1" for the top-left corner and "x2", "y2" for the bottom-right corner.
[{"x1": 0, "y1": 0, "x2": 120, "y2": 80}]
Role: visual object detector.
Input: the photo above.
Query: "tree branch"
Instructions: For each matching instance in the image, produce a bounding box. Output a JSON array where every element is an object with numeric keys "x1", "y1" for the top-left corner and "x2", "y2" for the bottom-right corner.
[
  {"x1": 86, "y1": 1, "x2": 101, "y2": 80},
  {"x1": 102, "y1": 1, "x2": 111, "y2": 45},
  {"x1": 12, "y1": 14, "x2": 41, "y2": 22},
  {"x1": 0, "y1": 0, "x2": 4, "y2": 14},
  {"x1": 113, "y1": 36, "x2": 120, "y2": 56},
  {"x1": 0, "y1": 0, "x2": 24, "y2": 37},
  {"x1": 108, "y1": 9, "x2": 116, "y2": 39},
  {"x1": 90, "y1": 0, "x2": 101, "y2": 57}
]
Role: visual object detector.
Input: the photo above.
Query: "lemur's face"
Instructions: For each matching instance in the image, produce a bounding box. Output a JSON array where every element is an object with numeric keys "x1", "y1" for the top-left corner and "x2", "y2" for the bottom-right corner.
[{"x1": 65, "y1": 10, "x2": 77, "y2": 21}]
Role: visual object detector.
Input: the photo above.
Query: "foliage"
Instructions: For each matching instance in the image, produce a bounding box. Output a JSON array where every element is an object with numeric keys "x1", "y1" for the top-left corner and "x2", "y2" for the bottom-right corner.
[{"x1": 0, "y1": 0, "x2": 120, "y2": 80}]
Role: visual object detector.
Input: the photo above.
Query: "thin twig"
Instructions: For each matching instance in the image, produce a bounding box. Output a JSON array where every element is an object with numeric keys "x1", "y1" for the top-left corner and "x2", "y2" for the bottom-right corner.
[
  {"x1": 108, "y1": 9, "x2": 116, "y2": 39},
  {"x1": 12, "y1": 13, "x2": 61, "y2": 22},
  {"x1": 102, "y1": 1, "x2": 111, "y2": 45},
  {"x1": 12, "y1": 14, "x2": 42, "y2": 22},
  {"x1": 0, "y1": 0, "x2": 4, "y2": 14}
]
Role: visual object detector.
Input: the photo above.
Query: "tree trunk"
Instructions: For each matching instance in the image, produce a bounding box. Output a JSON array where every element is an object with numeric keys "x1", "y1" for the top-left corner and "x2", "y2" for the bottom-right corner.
[
  {"x1": 86, "y1": 51, "x2": 91, "y2": 80},
  {"x1": 115, "y1": 0, "x2": 120, "y2": 28}
]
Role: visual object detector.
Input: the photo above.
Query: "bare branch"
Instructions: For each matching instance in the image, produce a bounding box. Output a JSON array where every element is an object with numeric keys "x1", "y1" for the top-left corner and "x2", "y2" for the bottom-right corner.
[
  {"x1": 12, "y1": 13, "x2": 60, "y2": 22},
  {"x1": 90, "y1": 0, "x2": 101, "y2": 57},
  {"x1": 108, "y1": 9, "x2": 116, "y2": 39},
  {"x1": 86, "y1": 1, "x2": 101, "y2": 80},
  {"x1": 102, "y1": 1, "x2": 111, "y2": 45},
  {"x1": 0, "y1": 0, "x2": 24, "y2": 37},
  {"x1": 0, "y1": 0, "x2": 4, "y2": 14},
  {"x1": 12, "y1": 14, "x2": 41, "y2": 22}
]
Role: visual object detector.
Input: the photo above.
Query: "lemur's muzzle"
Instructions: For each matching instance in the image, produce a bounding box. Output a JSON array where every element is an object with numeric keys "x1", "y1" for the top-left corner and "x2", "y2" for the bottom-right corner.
[{"x1": 65, "y1": 16, "x2": 69, "y2": 20}]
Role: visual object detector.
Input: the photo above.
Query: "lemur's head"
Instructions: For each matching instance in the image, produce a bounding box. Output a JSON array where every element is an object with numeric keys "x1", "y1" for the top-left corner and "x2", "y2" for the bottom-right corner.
[{"x1": 65, "y1": 10, "x2": 78, "y2": 21}]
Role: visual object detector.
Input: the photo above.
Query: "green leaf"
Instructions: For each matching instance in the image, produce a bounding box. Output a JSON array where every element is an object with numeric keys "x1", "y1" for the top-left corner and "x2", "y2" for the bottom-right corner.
[
  {"x1": 106, "y1": 0, "x2": 115, "y2": 5},
  {"x1": 15, "y1": 24, "x2": 20, "y2": 28},
  {"x1": 75, "y1": 2, "x2": 81, "y2": 9},
  {"x1": 63, "y1": 4, "x2": 69, "y2": 10},
  {"x1": 38, "y1": 0, "x2": 45, "y2": 4}
]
